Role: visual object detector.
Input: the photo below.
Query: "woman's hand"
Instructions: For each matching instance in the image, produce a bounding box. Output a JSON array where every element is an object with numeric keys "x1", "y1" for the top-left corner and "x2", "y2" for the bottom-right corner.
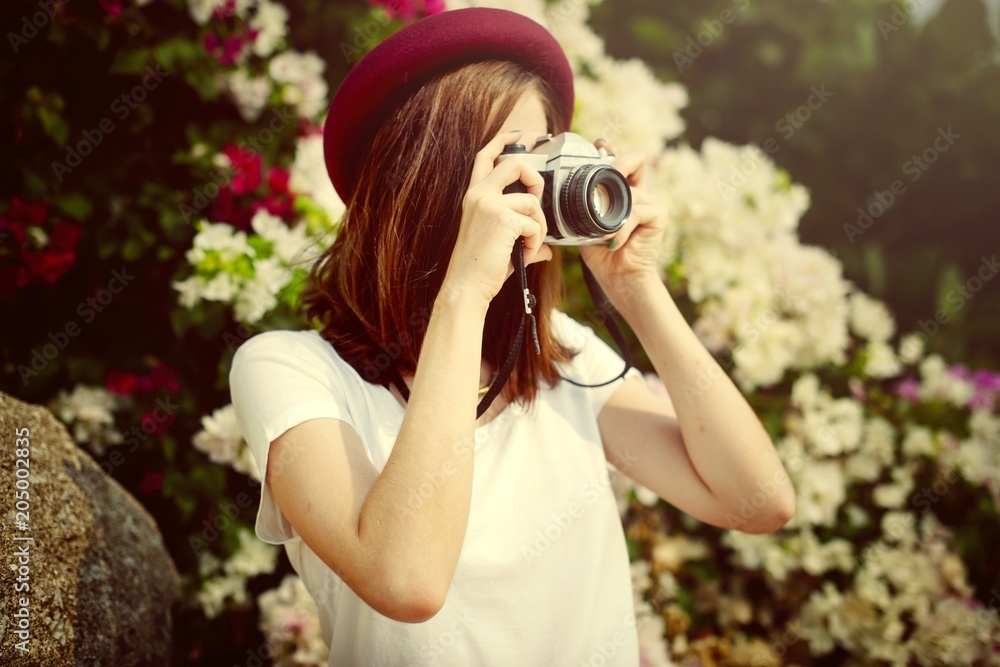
[
  {"x1": 579, "y1": 139, "x2": 668, "y2": 306},
  {"x1": 440, "y1": 130, "x2": 553, "y2": 308}
]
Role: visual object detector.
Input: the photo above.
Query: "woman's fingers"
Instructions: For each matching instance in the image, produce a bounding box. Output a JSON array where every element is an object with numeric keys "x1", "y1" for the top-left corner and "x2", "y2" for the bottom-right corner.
[
  {"x1": 594, "y1": 138, "x2": 646, "y2": 188},
  {"x1": 501, "y1": 192, "x2": 545, "y2": 227},
  {"x1": 469, "y1": 130, "x2": 524, "y2": 189},
  {"x1": 618, "y1": 153, "x2": 646, "y2": 188},
  {"x1": 480, "y1": 154, "x2": 545, "y2": 199}
]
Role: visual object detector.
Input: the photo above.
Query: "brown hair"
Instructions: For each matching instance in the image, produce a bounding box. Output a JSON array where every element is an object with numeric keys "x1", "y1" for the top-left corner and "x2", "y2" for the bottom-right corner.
[{"x1": 303, "y1": 60, "x2": 576, "y2": 407}]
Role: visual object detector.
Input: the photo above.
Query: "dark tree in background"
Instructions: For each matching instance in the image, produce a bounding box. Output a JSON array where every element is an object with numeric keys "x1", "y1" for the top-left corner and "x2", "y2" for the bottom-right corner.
[{"x1": 591, "y1": 0, "x2": 1000, "y2": 367}]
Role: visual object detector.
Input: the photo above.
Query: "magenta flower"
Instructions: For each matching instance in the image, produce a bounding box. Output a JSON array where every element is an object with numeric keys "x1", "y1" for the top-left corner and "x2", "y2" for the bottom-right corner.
[
  {"x1": 895, "y1": 377, "x2": 921, "y2": 403},
  {"x1": 99, "y1": 0, "x2": 123, "y2": 17},
  {"x1": 203, "y1": 33, "x2": 247, "y2": 67},
  {"x1": 367, "y1": 0, "x2": 444, "y2": 20},
  {"x1": 222, "y1": 144, "x2": 263, "y2": 196},
  {"x1": 949, "y1": 364, "x2": 1000, "y2": 411}
]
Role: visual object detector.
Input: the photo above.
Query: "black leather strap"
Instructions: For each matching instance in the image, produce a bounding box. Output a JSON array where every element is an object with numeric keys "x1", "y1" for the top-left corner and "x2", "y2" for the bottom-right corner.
[{"x1": 388, "y1": 238, "x2": 634, "y2": 416}]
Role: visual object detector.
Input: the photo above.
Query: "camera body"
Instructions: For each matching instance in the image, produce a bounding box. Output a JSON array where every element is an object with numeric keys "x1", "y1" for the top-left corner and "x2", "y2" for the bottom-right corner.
[{"x1": 496, "y1": 132, "x2": 632, "y2": 246}]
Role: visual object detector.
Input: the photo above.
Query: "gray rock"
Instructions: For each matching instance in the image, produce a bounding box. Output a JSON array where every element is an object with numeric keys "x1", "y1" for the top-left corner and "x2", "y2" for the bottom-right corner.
[{"x1": 0, "y1": 391, "x2": 179, "y2": 666}]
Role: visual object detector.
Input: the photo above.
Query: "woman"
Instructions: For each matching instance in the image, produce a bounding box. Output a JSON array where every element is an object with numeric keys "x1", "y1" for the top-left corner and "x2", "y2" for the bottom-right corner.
[{"x1": 229, "y1": 7, "x2": 795, "y2": 665}]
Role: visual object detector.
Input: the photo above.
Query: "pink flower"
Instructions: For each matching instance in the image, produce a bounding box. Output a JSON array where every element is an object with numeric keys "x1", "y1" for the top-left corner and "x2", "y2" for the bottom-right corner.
[
  {"x1": 222, "y1": 145, "x2": 263, "y2": 195},
  {"x1": 49, "y1": 220, "x2": 82, "y2": 252},
  {"x1": 99, "y1": 0, "x2": 123, "y2": 16},
  {"x1": 895, "y1": 377, "x2": 921, "y2": 402},
  {"x1": 203, "y1": 33, "x2": 247, "y2": 66},
  {"x1": 268, "y1": 166, "x2": 290, "y2": 193},
  {"x1": 0, "y1": 218, "x2": 27, "y2": 244},
  {"x1": 138, "y1": 470, "x2": 165, "y2": 494},
  {"x1": 150, "y1": 363, "x2": 181, "y2": 392},
  {"x1": 949, "y1": 364, "x2": 999, "y2": 411},
  {"x1": 6, "y1": 197, "x2": 48, "y2": 226},
  {"x1": 368, "y1": 0, "x2": 444, "y2": 20},
  {"x1": 18, "y1": 250, "x2": 75, "y2": 285},
  {"x1": 106, "y1": 370, "x2": 139, "y2": 396},
  {"x1": 213, "y1": 0, "x2": 237, "y2": 21}
]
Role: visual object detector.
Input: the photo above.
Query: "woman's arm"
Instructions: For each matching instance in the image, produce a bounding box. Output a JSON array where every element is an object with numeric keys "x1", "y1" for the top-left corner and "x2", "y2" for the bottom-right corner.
[
  {"x1": 597, "y1": 276, "x2": 795, "y2": 533},
  {"x1": 265, "y1": 130, "x2": 550, "y2": 623},
  {"x1": 580, "y1": 139, "x2": 794, "y2": 533}
]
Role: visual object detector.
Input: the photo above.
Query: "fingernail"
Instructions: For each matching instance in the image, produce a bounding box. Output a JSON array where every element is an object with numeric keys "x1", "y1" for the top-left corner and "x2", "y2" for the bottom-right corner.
[
  {"x1": 510, "y1": 129, "x2": 521, "y2": 133},
  {"x1": 595, "y1": 137, "x2": 606, "y2": 143},
  {"x1": 608, "y1": 238, "x2": 619, "y2": 250}
]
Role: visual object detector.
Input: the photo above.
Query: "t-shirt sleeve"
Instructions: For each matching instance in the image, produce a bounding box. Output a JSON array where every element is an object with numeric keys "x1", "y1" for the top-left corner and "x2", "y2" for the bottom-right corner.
[
  {"x1": 551, "y1": 309, "x2": 643, "y2": 415},
  {"x1": 229, "y1": 331, "x2": 357, "y2": 545}
]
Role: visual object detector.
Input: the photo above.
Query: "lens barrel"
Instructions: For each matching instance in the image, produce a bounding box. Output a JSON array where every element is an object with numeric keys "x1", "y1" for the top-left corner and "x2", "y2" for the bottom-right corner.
[{"x1": 559, "y1": 164, "x2": 631, "y2": 238}]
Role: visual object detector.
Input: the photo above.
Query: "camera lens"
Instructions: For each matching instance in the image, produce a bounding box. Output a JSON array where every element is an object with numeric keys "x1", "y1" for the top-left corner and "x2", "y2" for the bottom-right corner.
[
  {"x1": 560, "y1": 164, "x2": 632, "y2": 238},
  {"x1": 592, "y1": 183, "x2": 611, "y2": 217}
]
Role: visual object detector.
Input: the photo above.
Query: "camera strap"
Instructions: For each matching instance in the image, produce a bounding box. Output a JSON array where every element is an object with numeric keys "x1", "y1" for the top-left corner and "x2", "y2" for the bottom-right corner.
[{"x1": 385, "y1": 237, "x2": 634, "y2": 419}]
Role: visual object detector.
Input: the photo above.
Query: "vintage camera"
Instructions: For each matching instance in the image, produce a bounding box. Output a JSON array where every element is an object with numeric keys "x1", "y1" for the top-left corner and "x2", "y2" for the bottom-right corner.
[{"x1": 496, "y1": 132, "x2": 632, "y2": 246}]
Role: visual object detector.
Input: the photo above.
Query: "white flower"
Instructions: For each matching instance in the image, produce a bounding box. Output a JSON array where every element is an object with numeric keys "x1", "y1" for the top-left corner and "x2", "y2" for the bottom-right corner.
[
  {"x1": 792, "y1": 459, "x2": 846, "y2": 527},
  {"x1": 898, "y1": 332, "x2": 925, "y2": 365},
  {"x1": 918, "y1": 355, "x2": 975, "y2": 406},
  {"x1": 219, "y1": 70, "x2": 273, "y2": 123},
  {"x1": 901, "y1": 426, "x2": 936, "y2": 459},
  {"x1": 873, "y1": 464, "x2": 916, "y2": 509},
  {"x1": 193, "y1": 404, "x2": 261, "y2": 480},
  {"x1": 968, "y1": 408, "x2": 1000, "y2": 442},
  {"x1": 844, "y1": 417, "x2": 897, "y2": 483},
  {"x1": 197, "y1": 527, "x2": 278, "y2": 619},
  {"x1": 791, "y1": 373, "x2": 822, "y2": 410},
  {"x1": 201, "y1": 272, "x2": 239, "y2": 302},
  {"x1": 653, "y1": 139, "x2": 852, "y2": 389},
  {"x1": 251, "y1": 210, "x2": 313, "y2": 265},
  {"x1": 268, "y1": 51, "x2": 328, "y2": 119},
  {"x1": 446, "y1": 0, "x2": 548, "y2": 24},
  {"x1": 797, "y1": 530, "x2": 855, "y2": 576},
  {"x1": 197, "y1": 572, "x2": 248, "y2": 619},
  {"x1": 173, "y1": 275, "x2": 207, "y2": 308},
  {"x1": 227, "y1": 527, "x2": 279, "y2": 577},
  {"x1": 796, "y1": 581, "x2": 843, "y2": 655},
  {"x1": 290, "y1": 133, "x2": 346, "y2": 223},
  {"x1": 723, "y1": 530, "x2": 799, "y2": 581},
  {"x1": 258, "y1": 575, "x2": 329, "y2": 667},
  {"x1": 952, "y1": 437, "x2": 999, "y2": 487},
  {"x1": 849, "y1": 291, "x2": 896, "y2": 342},
  {"x1": 573, "y1": 59, "x2": 687, "y2": 154},
  {"x1": 250, "y1": 0, "x2": 289, "y2": 58},
  {"x1": 234, "y1": 257, "x2": 292, "y2": 324},
  {"x1": 268, "y1": 50, "x2": 325, "y2": 85},
  {"x1": 187, "y1": 0, "x2": 227, "y2": 25},
  {"x1": 51, "y1": 385, "x2": 125, "y2": 456},
  {"x1": 189, "y1": 221, "x2": 253, "y2": 261},
  {"x1": 909, "y1": 597, "x2": 1000, "y2": 666},
  {"x1": 864, "y1": 340, "x2": 902, "y2": 378},
  {"x1": 547, "y1": 1, "x2": 607, "y2": 66},
  {"x1": 651, "y1": 536, "x2": 709, "y2": 573}
]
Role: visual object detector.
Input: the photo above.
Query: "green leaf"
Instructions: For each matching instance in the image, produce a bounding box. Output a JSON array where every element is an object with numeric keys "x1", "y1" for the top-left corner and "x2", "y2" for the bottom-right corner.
[
  {"x1": 55, "y1": 193, "x2": 93, "y2": 220},
  {"x1": 111, "y1": 48, "x2": 153, "y2": 75},
  {"x1": 863, "y1": 243, "x2": 887, "y2": 297},
  {"x1": 625, "y1": 533, "x2": 641, "y2": 561},
  {"x1": 935, "y1": 264, "x2": 963, "y2": 320},
  {"x1": 38, "y1": 107, "x2": 69, "y2": 147}
]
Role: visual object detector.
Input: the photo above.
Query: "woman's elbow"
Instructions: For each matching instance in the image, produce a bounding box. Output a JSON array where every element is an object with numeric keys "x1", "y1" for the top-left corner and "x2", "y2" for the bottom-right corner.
[
  {"x1": 743, "y1": 493, "x2": 796, "y2": 534},
  {"x1": 370, "y1": 569, "x2": 449, "y2": 624}
]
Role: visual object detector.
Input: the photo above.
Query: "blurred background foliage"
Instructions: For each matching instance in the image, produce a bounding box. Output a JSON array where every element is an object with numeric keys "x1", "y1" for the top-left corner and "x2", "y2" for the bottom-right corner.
[
  {"x1": 588, "y1": 0, "x2": 1000, "y2": 368},
  {"x1": 2, "y1": 0, "x2": 998, "y2": 663}
]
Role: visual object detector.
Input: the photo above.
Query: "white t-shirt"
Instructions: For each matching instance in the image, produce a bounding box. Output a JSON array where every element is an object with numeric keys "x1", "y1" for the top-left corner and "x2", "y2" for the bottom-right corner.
[{"x1": 229, "y1": 308, "x2": 643, "y2": 666}]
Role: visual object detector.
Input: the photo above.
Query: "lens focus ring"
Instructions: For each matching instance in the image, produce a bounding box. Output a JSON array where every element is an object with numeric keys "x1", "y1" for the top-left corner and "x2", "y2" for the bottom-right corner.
[{"x1": 559, "y1": 164, "x2": 631, "y2": 238}]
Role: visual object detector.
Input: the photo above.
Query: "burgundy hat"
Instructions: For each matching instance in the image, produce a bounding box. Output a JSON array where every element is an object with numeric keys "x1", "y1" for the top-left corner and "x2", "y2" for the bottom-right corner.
[{"x1": 323, "y1": 7, "x2": 575, "y2": 204}]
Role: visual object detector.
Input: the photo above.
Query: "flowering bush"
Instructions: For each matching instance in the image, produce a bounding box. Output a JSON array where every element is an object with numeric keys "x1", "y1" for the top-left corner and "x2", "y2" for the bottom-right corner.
[{"x1": 2, "y1": 0, "x2": 997, "y2": 664}]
